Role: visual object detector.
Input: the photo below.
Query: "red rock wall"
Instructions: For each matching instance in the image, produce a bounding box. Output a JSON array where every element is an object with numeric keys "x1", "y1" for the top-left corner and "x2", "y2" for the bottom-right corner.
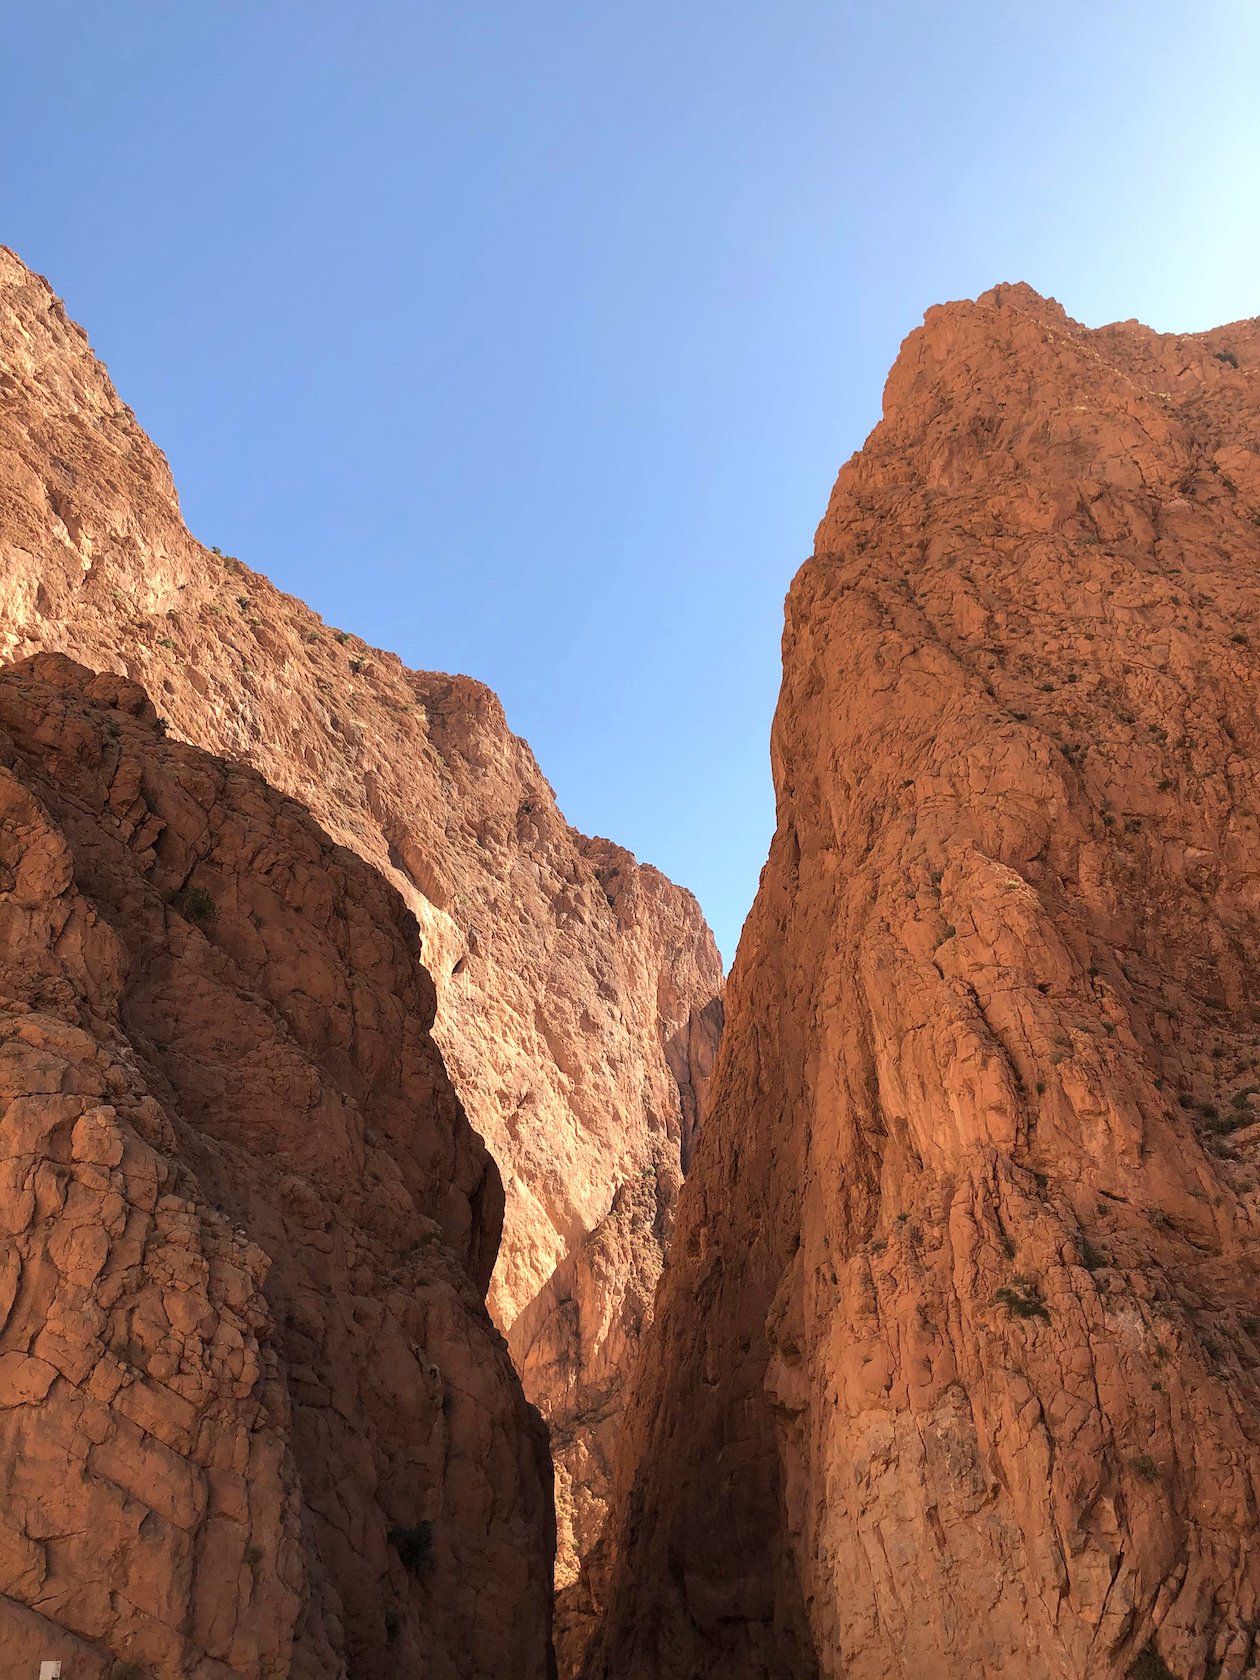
[
  {"x1": 0, "y1": 244, "x2": 724, "y2": 1609},
  {"x1": 0, "y1": 653, "x2": 553, "y2": 1678},
  {"x1": 579, "y1": 287, "x2": 1260, "y2": 1680}
]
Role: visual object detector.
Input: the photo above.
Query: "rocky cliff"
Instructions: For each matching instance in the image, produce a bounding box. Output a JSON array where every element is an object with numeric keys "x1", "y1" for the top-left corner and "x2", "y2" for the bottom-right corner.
[
  {"x1": 0, "y1": 245, "x2": 724, "y2": 1603},
  {"x1": 0, "y1": 650, "x2": 553, "y2": 1677},
  {"x1": 578, "y1": 286, "x2": 1260, "y2": 1680}
]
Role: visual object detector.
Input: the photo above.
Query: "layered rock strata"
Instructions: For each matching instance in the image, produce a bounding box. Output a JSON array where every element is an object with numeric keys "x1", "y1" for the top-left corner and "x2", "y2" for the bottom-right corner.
[
  {"x1": 0, "y1": 245, "x2": 724, "y2": 1598},
  {"x1": 0, "y1": 651, "x2": 554, "y2": 1678},
  {"x1": 579, "y1": 286, "x2": 1260, "y2": 1680}
]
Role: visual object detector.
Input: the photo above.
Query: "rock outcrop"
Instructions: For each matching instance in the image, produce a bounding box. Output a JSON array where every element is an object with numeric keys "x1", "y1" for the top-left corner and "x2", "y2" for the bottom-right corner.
[
  {"x1": 0, "y1": 651, "x2": 553, "y2": 1677},
  {"x1": 579, "y1": 286, "x2": 1260, "y2": 1680},
  {"x1": 0, "y1": 245, "x2": 724, "y2": 1604}
]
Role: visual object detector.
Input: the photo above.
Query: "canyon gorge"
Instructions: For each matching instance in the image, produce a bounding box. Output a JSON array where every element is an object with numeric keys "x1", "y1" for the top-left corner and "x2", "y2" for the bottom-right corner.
[{"x1": 2, "y1": 250, "x2": 1259, "y2": 1680}]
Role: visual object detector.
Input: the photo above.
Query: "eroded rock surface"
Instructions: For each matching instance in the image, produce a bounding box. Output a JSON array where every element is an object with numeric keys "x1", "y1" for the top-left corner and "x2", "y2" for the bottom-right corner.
[
  {"x1": 0, "y1": 652, "x2": 553, "y2": 1678},
  {"x1": 580, "y1": 286, "x2": 1260, "y2": 1680},
  {"x1": 0, "y1": 245, "x2": 723, "y2": 1601}
]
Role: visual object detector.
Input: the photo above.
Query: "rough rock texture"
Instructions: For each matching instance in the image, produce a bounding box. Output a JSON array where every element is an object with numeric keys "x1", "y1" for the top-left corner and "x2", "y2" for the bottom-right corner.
[
  {"x1": 514, "y1": 1173, "x2": 674, "y2": 1674},
  {"x1": 507, "y1": 835, "x2": 724, "y2": 1636},
  {"x1": 0, "y1": 245, "x2": 724, "y2": 1601},
  {"x1": 0, "y1": 651, "x2": 553, "y2": 1677},
  {"x1": 579, "y1": 286, "x2": 1260, "y2": 1680}
]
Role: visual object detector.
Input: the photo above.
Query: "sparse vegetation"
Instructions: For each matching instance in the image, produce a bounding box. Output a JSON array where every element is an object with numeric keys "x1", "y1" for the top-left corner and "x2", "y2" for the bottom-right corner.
[
  {"x1": 167, "y1": 884, "x2": 217, "y2": 924},
  {"x1": 1215, "y1": 348, "x2": 1239, "y2": 368},
  {"x1": 389, "y1": 1519, "x2": 435, "y2": 1577},
  {"x1": 993, "y1": 1278, "x2": 1049, "y2": 1321},
  {"x1": 1131, "y1": 1453, "x2": 1161, "y2": 1482},
  {"x1": 1128, "y1": 1640, "x2": 1178, "y2": 1680}
]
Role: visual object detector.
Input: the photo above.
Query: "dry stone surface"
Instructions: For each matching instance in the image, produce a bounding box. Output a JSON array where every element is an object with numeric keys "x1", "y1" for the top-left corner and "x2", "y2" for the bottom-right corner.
[
  {"x1": 579, "y1": 285, "x2": 1260, "y2": 1680},
  {"x1": 0, "y1": 652, "x2": 553, "y2": 1678},
  {"x1": 0, "y1": 245, "x2": 724, "y2": 1612}
]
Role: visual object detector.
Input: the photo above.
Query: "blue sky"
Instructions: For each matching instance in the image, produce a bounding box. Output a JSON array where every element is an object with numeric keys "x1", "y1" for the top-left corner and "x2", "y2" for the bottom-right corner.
[{"x1": 4, "y1": 2, "x2": 1258, "y2": 962}]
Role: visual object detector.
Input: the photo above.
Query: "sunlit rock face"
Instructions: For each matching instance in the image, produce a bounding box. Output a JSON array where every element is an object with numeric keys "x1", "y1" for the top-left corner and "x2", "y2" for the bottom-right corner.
[
  {"x1": 577, "y1": 286, "x2": 1260, "y2": 1680},
  {"x1": 0, "y1": 650, "x2": 555, "y2": 1677},
  {"x1": 0, "y1": 244, "x2": 724, "y2": 1614}
]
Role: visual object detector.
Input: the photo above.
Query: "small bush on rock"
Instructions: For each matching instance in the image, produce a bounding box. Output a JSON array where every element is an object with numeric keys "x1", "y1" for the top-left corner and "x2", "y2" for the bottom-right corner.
[
  {"x1": 167, "y1": 885, "x2": 217, "y2": 924},
  {"x1": 389, "y1": 1519, "x2": 434, "y2": 1577}
]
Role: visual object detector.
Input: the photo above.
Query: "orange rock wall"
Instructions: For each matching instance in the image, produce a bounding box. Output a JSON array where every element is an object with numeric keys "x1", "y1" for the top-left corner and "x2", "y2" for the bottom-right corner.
[
  {"x1": 580, "y1": 287, "x2": 1260, "y2": 1680},
  {"x1": 0, "y1": 652, "x2": 553, "y2": 1678},
  {"x1": 0, "y1": 245, "x2": 723, "y2": 1604}
]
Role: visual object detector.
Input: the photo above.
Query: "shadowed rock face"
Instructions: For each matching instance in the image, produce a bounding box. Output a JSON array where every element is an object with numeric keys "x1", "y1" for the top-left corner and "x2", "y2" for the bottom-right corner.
[
  {"x1": 0, "y1": 245, "x2": 724, "y2": 1609},
  {"x1": 578, "y1": 286, "x2": 1260, "y2": 1680},
  {"x1": 0, "y1": 651, "x2": 554, "y2": 1677}
]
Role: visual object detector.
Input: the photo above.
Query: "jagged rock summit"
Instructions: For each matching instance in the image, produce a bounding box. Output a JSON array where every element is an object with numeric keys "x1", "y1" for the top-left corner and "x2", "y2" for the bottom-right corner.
[
  {"x1": 577, "y1": 285, "x2": 1260, "y2": 1680},
  {"x1": 0, "y1": 244, "x2": 724, "y2": 1614}
]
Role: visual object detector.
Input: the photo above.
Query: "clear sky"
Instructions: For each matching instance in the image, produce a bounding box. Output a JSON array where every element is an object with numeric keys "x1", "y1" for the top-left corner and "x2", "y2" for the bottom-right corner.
[{"x1": 4, "y1": 2, "x2": 1258, "y2": 961}]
